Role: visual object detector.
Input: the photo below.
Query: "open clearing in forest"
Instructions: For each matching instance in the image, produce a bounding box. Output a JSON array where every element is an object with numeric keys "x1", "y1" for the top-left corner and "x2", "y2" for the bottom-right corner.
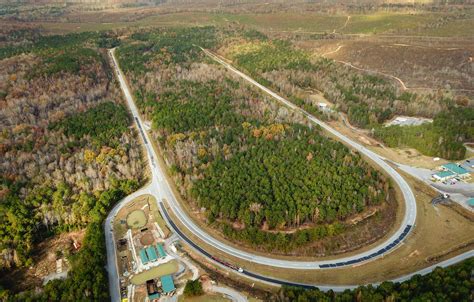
[
  {"x1": 178, "y1": 294, "x2": 230, "y2": 302},
  {"x1": 4, "y1": 9, "x2": 471, "y2": 37},
  {"x1": 0, "y1": 230, "x2": 85, "y2": 292},
  {"x1": 297, "y1": 38, "x2": 474, "y2": 93},
  {"x1": 130, "y1": 260, "x2": 179, "y2": 285},
  {"x1": 126, "y1": 209, "x2": 147, "y2": 229},
  {"x1": 328, "y1": 117, "x2": 450, "y2": 170},
  {"x1": 113, "y1": 194, "x2": 170, "y2": 239}
]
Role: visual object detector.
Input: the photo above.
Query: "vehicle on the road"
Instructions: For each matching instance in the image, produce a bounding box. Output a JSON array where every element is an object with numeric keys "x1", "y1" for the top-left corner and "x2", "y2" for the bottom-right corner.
[
  {"x1": 109, "y1": 47, "x2": 417, "y2": 271},
  {"x1": 211, "y1": 256, "x2": 244, "y2": 273}
]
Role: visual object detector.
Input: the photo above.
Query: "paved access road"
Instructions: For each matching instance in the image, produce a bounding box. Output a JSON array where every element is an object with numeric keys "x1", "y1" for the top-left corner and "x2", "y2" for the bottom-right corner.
[
  {"x1": 108, "y1": 46, "x2": 416, "y2": 269},
  {"x1": 106, "y1": 48, "x2": 472, "y2": 299},
  {"x1": 105, "y1": 187, "x2": 152, "y2": 302},
  {"x1": 209, "y1": 285, "x2": 248, "y2": 302},
  {"x1": 104, "y1": 183, "x2": 473, "y2": 299},
  {"x1": 201, "y1": 48, "x2": 417, "y2": 266}
]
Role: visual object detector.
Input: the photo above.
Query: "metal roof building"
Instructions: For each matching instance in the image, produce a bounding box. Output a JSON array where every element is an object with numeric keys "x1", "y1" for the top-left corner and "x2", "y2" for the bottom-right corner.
[
  {"x1": 148, "y1": 293, "x2": 160, "y2": 300},
  {"x1": 468, "y1": 198, "x2": 474, "y2": 207},
  {"x1": 442, "y1": 163, "x2": 469, "y2": 176},
  {"x1": 156, "y1": 244, "x2": 166, "y2": 258},
  {"x1": 139, "y1": 249, "x2": 149, "y2": 264},
  {"x1": 146, "y1": 246, "x2": 158, "y2": 262},
  {"x1": 160, "y1": 275, "x2": 176, "y2": 294},
  {"x1": 432, "y1": 170, "x2": 456, "y2": 181}
]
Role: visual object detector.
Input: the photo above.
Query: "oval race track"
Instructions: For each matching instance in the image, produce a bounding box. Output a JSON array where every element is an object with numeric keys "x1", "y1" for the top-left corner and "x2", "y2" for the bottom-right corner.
[{"x1": 108, "y1": 47, "x2": 417, "y2": 271}]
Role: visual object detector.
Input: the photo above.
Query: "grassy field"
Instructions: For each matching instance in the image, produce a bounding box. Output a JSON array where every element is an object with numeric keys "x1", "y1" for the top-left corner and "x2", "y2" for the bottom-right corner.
[
  {"x1": 178, "y1": 294, "x2": 230, "y2": 302},
  {"x1": 218, "y1": 12, "x2": 346, "y2": 33},
  {"x1": 113, "y1": 195, "x2": 155, "y2": 239},
  {"x1": 126, "y1": 209, "x2": 147, "y2": 229},
  {"x1": 130, "y1": 260, "x2": 179, "y2": 285},
  {"x1": 149, "y1": 196, "x2": 171, "y2": 238},
  {"x1": 4, "y1": 10, "x2": 470, "y2": 37},
  {"x1": 416, "y1": 18, "x2": 474, "y2": 37},
  {"x1": 342, "y1": 12, "x2": 438, "y2": 35}
]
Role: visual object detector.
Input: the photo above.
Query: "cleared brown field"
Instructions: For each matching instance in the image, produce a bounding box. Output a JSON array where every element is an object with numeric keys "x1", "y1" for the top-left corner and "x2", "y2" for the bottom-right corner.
[
  {"x1": 296, "y1": 37, "x2": 474, "y2": 94},
  {"x1": 0, "y1": 230, "x2": 86, "y2": 292}
]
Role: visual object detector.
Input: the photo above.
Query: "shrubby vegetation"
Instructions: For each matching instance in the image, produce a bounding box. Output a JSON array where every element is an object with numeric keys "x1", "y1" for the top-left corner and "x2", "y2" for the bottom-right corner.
[
  {"x1": 231, "y1": 40, "x2": 313, "y2": 76},
  {"x1": 30, "y1": 47, "x2": 102, "y2": 78},
  {"x1": 0, "y1": 180, "x2": 137, "y2": 301},
  {"x1": 49, "y1": 102, "x2": 130, "y2": 148},
  {"x1": 116, "y1": 26, "x2": 216, "y2": 74},
  {"x1": 184, "y1": 279, "x2": 204, "y2": 297},
  {"x1": 375, "y1": 107, "x2": 473, "y2": 160},
  {"x1": 278, "y1": 257, "x2": 473, "y2": 302},
  {"x1": 223, "y1": 35, "x2": 471, "y2": 159},
  {"x1": 242, "y1": 29, "x2": 268, "y2": 41},
  {"x1": 96, "y1": 32, "x2": 121, "y2": 49},
  {"x1": 119, "y1": 27, "x2": 393, "y2": 254},
  {"x1": 0, "y1": 31, "x2": 101, "y2": 60},
  {"x1": 221, "y1": 222, "x2": 344, "y2": 253}
]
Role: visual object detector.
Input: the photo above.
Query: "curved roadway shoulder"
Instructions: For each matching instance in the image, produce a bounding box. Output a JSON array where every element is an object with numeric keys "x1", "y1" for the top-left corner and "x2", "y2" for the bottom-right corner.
[
  {"x1": 105, "y1": 48, "x2": 472, "y2": 297},
  {"x1": 108, "y1": 47, "x2": 416, "y2": 269}
]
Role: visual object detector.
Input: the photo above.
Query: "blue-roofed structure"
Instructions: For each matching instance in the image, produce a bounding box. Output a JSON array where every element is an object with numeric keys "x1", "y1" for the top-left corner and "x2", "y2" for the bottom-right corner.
[
  {"x1": 468, "y1": 198, "x2": 474, "y2": 207},
  {"x1": 432, "y1": 170, "x2": 455, "y2": 181},
  {"x1": 442, "y1": 163, "x2": 470, "y2": 176},
  {"x1": 148, "y1": 293, "x2": 160, "y2": 300},
  {"x1": 160, "y1": 275, "x2": 176, "y2": 294},
  {"x1": 139, "y1": 249, "x2": 149, "y2": 264},
  {"x1": 156, "y1": 244, "x2": 166, "y2": 258},
  {"x1": 146, "y1": 246, "x2": 158, "y2": 262}
]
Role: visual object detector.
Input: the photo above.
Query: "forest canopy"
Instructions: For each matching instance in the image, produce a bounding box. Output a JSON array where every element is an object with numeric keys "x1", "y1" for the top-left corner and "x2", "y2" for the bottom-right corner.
[
  {"x1": 117, "y1": 26, "x2": 394, "y2": 254},
  {"x1": 0, "y1": 29, "x2": 144, "y2": 297},
  {"x1": 278, "y1": 257, "x2": 473, "y2": 302},
  {"x1": 223, "y1": 36, "x2": 471, "y2": 160},
  {"x1": 375, "y1": 107, "x2": 473, "y2": 160},
  {"x1": 49, "y1": 102, "x2": 130, "y2": 148}
]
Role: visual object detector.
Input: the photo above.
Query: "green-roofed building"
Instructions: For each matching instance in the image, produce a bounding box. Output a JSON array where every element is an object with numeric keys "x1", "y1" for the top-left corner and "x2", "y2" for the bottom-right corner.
[
  {"x1": 148, "y1": 293, "x2": 160, "y2": 300},
  {"x1": 468, "y1": 198, "x2": 474, "y2": 207},
  {"x1": 139, "y1": 249, "x2": 149, "y2": 264},
  {"x1": 432, "y1": 170, "x2": 455, "y2": 182},
  {"x1": 146, "y1": 246, "x2": 158, "y2": 262},
  {"x1": 160, "y1": 275, "x2": 176, "y2": 295},
  {"x1": 442, "y1": 163, "x2": 470, "y2": 177},
  {"x1": 156, "y1": 244, "x2": 166, "y2": 258}
]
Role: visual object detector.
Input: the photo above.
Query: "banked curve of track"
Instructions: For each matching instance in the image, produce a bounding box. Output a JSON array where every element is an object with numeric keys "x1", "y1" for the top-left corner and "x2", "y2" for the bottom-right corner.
[{"x1": 108, "y1": 47, "x2": 417, "y2": 272}]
